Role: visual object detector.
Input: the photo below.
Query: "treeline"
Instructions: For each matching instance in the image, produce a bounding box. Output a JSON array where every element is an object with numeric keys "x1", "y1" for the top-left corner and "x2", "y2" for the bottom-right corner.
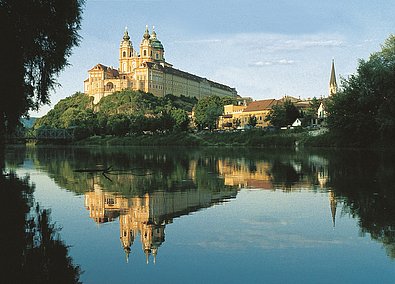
[
  {"x1": 34, "y1": 90, "x2": 197, "y2": 138},
  {"x1": 325, "y1": 35, "x2": 395, "y2": 147}
]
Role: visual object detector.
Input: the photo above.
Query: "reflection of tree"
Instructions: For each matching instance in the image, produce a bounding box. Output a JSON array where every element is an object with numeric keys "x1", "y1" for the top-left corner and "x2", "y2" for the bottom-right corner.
[
  {"x1": 1, "y1": 172, "x2": 81, "y2": 283},
  {"x1": 269, "y1": 160, "x2": 300, "y2": 189},
  {"x1": 328, "y1": 150, "x2": 395, "y2": 259}
]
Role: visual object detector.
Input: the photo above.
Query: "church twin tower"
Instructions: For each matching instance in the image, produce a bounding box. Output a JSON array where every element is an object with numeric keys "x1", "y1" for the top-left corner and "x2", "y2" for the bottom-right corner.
[
  {"x1": 119, "y1": 26, "x2": 165, "y2": 74},
  {"x1": 84, "y1": 26, "x2": 238, "y2": 104}
]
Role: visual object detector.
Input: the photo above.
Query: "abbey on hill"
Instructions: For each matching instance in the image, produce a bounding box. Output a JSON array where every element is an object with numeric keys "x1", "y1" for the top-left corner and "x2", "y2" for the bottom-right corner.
[{"x1": 84, "y1": 26, "x2": 238, "y2": 104}]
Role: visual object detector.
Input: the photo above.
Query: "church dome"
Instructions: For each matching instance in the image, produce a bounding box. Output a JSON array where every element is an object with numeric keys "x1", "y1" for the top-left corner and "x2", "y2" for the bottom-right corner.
[
  {"x1": 150, "y1": 27, "x2": 164, "y2": 50},
  {"x1": 151, "y1": 39, "x2": 164, "y2": 50}
]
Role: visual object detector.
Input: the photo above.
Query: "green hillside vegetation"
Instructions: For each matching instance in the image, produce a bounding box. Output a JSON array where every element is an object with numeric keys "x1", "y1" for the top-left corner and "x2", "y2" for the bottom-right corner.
[{"x1": 34, "y1": 90, "x2": 197, "y2": 138}]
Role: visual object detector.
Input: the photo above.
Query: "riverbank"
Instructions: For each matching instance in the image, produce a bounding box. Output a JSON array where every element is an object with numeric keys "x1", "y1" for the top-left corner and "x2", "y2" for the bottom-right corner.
[{"x1": 75, "y1": 129, "x2": 308, "y2": 148}]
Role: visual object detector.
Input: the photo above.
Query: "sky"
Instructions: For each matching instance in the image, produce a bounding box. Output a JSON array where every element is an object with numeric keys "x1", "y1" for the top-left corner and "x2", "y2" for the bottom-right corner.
[{"x1": 31, "y1": 0, "x2": 395, "y2": 117}]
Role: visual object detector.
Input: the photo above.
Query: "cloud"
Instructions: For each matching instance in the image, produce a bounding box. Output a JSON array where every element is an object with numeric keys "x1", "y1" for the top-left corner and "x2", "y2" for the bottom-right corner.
[
  {"x1": 172, "y1": 39, "x2": 222, "y2": 44},
  {"x1": 172, "y1": 33, "x2": 344, "y2": 54},
  {"x1": 250, "y1": 59, "x2": 295, "y2": 67}
]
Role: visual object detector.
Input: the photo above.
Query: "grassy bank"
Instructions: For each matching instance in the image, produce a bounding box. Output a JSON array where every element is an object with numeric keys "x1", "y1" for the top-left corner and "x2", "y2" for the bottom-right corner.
[{"x1": 76, "y1": 129, "x2": 305, "y2": 148}]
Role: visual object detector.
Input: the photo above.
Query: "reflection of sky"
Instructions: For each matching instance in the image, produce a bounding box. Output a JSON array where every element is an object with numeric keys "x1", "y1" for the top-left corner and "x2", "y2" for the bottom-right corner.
[{"x1": 13, "y1": 160, "x2": 395, "y2": 284}]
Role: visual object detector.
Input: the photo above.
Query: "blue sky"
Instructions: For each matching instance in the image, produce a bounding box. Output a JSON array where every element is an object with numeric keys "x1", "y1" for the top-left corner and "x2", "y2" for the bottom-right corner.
[{"x1": 32, "y1": 0, "x2": 395, "y2": 116}]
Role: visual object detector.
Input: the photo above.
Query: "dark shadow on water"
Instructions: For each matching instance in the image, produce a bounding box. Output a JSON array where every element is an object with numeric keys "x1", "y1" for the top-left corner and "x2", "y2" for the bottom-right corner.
[{"x1": 0, "y1": 169, "x2": 82, "y2": 283}]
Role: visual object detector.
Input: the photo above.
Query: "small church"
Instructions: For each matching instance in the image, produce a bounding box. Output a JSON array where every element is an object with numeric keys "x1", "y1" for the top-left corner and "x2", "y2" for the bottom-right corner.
[
  {"x1": 84, "y1": 26, "x2": 238, "y2": 104},
  {"x1": 317, "y1": 59, "x2": 338, "y2": 121}
]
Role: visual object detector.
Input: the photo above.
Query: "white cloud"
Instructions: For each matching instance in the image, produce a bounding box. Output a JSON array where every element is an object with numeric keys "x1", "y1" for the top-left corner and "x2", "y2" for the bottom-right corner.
[{"x1": 250, "y1": 59, "x2": 295, "y2": 67}]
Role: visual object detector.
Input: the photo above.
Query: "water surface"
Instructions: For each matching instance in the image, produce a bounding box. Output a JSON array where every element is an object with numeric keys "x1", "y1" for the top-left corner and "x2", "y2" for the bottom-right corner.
[{"x1": 4, "y1": 146, "x2": 395, "y2": 283}]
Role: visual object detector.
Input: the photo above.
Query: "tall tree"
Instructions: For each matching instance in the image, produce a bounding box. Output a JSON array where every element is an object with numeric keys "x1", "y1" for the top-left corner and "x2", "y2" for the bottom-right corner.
[
  {"x1": 327, "y1": 34, "x2": 395, "y2": 145},
  {"x1": 194, "y1": 96, "x2": 236, "y2": 130},
  {"x1": 265, "y1": 100, "x2": 300, "y2": 127},
  {"x1": 0, "y1": 0, "x2": 84, "y2": 138}
]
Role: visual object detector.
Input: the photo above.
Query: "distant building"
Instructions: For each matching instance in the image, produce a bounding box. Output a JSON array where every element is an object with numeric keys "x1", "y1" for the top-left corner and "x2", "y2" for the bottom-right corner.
[
  {"x1": 218, "y1": 99, "x2": 278, "y2": 129},
  {"x1": 318, "y1": 60, "x2": 337, "y2": 121},
  {"x1": 84, "y1": 26, "x2": 238, "y2": 104}
]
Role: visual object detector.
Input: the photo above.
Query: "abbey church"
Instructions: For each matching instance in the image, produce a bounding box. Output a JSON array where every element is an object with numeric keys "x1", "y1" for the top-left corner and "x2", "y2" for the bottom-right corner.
[{"x1": 84, "y1": 26, "x2": 238, "y2": 104}]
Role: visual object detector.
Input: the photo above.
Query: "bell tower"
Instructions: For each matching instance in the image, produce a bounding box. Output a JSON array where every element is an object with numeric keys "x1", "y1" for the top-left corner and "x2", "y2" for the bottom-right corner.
[
  {"x1": 119, "y1": 27, "x2": 133, "y2": 73},
  {"x1": 140, "y1": 25, "x2": 153, "y2": 61}
]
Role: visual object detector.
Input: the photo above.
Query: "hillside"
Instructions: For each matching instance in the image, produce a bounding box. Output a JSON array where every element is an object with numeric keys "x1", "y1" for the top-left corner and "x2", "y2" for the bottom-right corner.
[{"x1": 34, "y1": 90, "x2": 197, "y2": 137}]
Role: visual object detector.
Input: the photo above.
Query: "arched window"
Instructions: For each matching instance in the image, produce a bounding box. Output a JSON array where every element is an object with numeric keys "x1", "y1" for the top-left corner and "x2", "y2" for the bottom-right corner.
[
  {"x1": 144, "y1": 50, "x2": 147, "y2": 56},
  {"x1": 122, "y1": 51, "x2": 126, "y2": 57},
  {"x1": 105, "y1": 82, "x2": 114, "y2": 91}
]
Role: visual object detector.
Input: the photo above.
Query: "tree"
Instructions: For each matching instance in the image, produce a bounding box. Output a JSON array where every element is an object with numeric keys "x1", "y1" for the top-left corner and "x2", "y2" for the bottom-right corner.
[
  {"x1": 302, "y1": 97, "x2": 321, "y2": 126},
  {"x1": 247, "y1": 115, "x2": 257, "y2": 128},
  {"x1": 171, "y1": 109, "x2": 190, "y2": 131},
  {"x1": 194, "y1": 96, "x2": 236, "y2": 130},
  {"x1": 265, "y1": 100, "x2": 300, "y2": 127},
  {"x1": 107, "y1": 114, "x2": 130, "y2": 136},
  {"x1": 327, "y1": 34, "x2": 395, "y2": 145},
  {"x1": 0, "y1": 0, "x2": 84, "y2": 138}
]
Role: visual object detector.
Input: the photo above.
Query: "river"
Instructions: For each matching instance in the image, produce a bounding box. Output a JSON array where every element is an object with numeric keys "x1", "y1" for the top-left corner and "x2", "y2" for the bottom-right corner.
[{"x1": 3, "y1": 146, "x2": 395, "y2": 283}]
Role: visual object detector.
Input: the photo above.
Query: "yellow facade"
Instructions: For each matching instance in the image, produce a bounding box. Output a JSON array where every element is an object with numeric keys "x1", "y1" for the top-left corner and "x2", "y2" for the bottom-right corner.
[
  {"x1": 218, "y1": 99, "x2": 278, "y2": 129},
  {"x1": 84, "y1": 26, "x2": 238, "y2": 104}
]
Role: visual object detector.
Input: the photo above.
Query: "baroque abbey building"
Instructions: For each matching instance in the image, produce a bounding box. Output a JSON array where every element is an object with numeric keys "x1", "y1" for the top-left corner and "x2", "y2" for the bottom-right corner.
[{"x1": 84, "y1": 26, "x2": 238, "y2": 104}]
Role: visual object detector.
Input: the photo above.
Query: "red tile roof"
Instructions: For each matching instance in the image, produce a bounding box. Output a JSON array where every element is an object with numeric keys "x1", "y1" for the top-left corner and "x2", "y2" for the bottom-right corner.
[{"x1": 243, "y1": 99, "x2": 277, "y2": 112}]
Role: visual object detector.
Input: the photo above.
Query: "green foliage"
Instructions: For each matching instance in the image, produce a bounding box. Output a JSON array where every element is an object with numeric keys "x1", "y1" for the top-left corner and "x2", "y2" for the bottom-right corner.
[
  {"x1": 0, "y1": 0, "x2": 84, "y2": 137},
  {"x1": 265, "y1": 100, "x2": 300, "y2": 127},
  {"x1": 34, "y1": 92, "x2": 92, "y2": 129},
  {"x1": 171, "y1": 109, "x2": 190, "y2": 131},
  {"x1": 301, "y1": 97, "x2": 321, "y2": 126},
  {"x1": 327, "y1": 34, "x2": 395, "y2": 145},
  {"x1": 247, "y1": 115, "x2": 257, "y2": 128},
  {"x1": 194, "y1": 96, "x2": 236, "y2": 130},
  {"x1": 34, "y1": 90, "x2": 198, "y2": 140}
]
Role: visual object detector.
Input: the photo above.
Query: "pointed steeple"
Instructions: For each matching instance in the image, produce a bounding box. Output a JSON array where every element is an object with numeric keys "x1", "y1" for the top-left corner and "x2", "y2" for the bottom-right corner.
[
  {"x1": 329, "y1": 59, "x2": 337, "y2": 96},
  {"x1": 329, "y1": 191, "x2": 337, "y2": 228}
]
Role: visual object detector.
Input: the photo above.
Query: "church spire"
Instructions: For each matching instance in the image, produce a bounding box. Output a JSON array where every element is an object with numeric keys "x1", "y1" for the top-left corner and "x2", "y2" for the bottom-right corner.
[
  {"x1": 329, "y1": 191, "x2": 337, "y2": 228},
  {"x1": 329, "y1": 59, "x2": 337, "y2": 96}
]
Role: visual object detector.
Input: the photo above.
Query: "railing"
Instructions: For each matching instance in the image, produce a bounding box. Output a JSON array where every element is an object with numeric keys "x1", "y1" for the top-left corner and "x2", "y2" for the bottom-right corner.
[{"x1": 8, "y1": 128, "x2": 75, "y2": 141}]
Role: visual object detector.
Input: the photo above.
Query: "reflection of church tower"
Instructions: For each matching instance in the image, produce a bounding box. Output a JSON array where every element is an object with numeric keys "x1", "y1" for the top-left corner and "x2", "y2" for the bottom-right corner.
[
  {"x1": 329, "y1": 59, "x2": 337, "y2": 96},
  {"x1": 120, "y1": 214, "x2": 135, "y2": 263},
  {"x1": 141, "y1": 222, "x2": 165, "y2": 264},
  {"x1": 329, "y1": 191, "x2": 337, "y2": 228}
]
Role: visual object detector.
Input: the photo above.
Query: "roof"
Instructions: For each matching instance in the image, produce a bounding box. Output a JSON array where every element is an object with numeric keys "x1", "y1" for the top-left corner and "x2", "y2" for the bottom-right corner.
[
  {"x1": 89, "y1": 63, "x2": 108, "y2": 72},
  {"x1": 164, "y1": 66, "x2": 237, "y2": 94},
  {"x1": 243, "y1": 99, "x2": 278, "y2": 112},
  {"x1": 89, "y1": 63, "x2": 119, "y2": 78}
]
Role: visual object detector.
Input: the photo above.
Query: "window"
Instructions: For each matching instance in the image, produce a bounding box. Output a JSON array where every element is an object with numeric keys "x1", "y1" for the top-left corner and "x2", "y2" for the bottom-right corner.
[
  {"x1": 144, "y1": 50, "x2": 147, "y2": 56},
  {"x1": 122, "y1": 51, "x2": 126, "y2": 57},
  {"x1": 156, "y1": 53, "x2": 159, "y2": 59}
]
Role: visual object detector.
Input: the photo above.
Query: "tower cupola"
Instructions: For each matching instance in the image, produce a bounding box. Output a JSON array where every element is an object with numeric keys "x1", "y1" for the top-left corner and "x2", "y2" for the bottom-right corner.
[{"x1": 143, "y1": 25, "x2": 150, "y2": 40}]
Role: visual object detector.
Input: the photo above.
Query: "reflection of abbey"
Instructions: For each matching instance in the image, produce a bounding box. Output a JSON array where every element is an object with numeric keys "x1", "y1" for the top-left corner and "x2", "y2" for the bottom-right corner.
[
  {"x1": 84, "y1": 26, "x2": 238, "y2": 104},
  {"x1": 82, "y1": 153, "x2": 339, "y2": 263},
  {"x1": 84, "y1": 185, "x2": 237, "y2": 263}
]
